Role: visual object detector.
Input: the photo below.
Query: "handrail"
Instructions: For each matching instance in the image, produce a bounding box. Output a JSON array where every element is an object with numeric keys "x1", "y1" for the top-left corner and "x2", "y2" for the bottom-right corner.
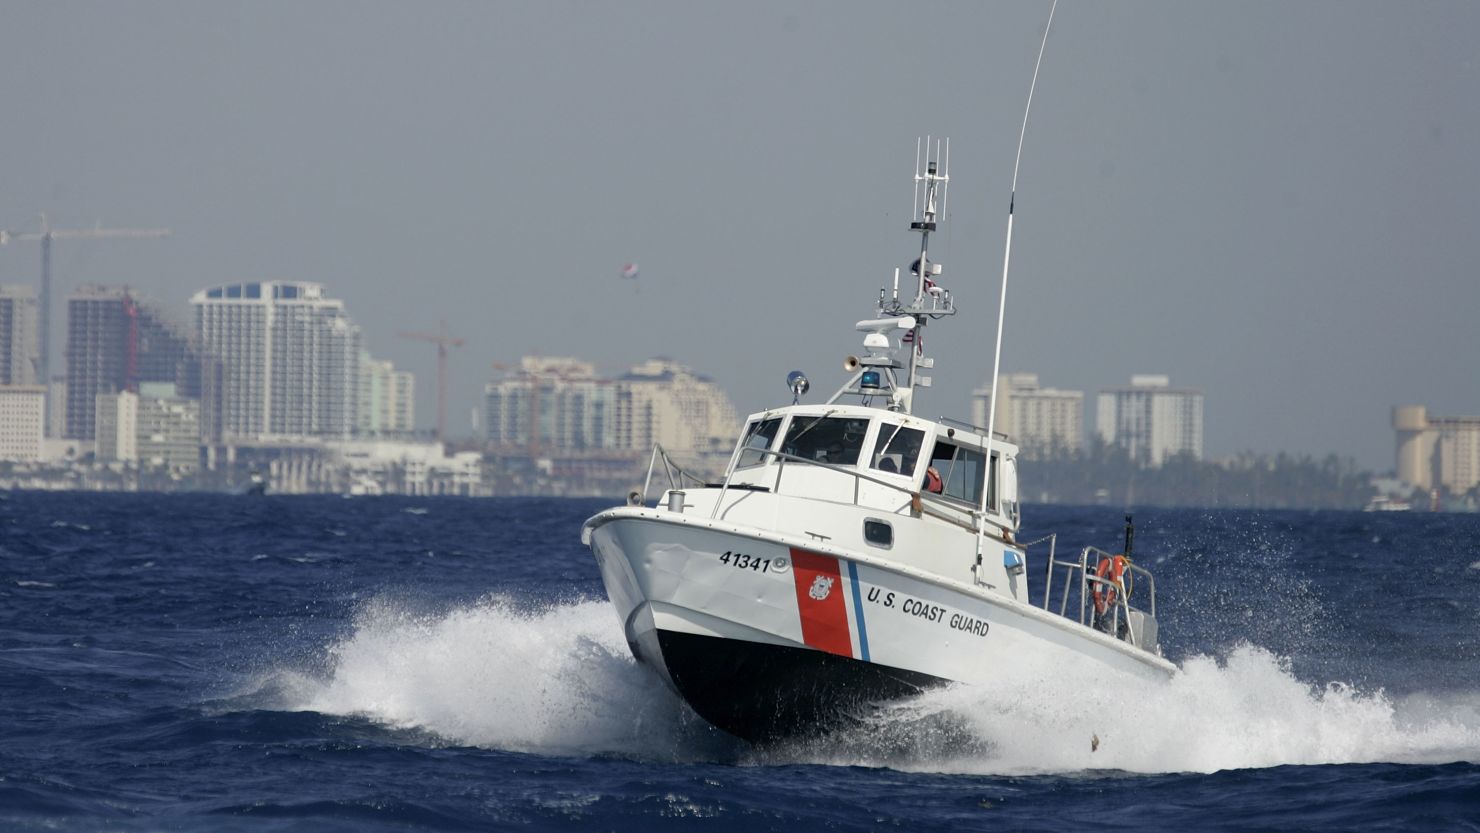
[
  {"x1": 1020, "y1": 532, "x2": 1058, "y2": 607},
  {"x1": 714, "y1": 447, "x2": 870, "y2": 519},
  {"x1": 936, "y1": 416, "x2": 1009, "y2": 441},
  {"x1": 709, "y1": 447, "x2": 1012, "y2": 537},
  {"x1": 1039, "y1": 545, "x2": 1088, "y2": 618},
  {"x1": 1066, "y1": 545, "x2": 1158, "y2": 651},
  {"x1": 640, "y1": 444, "x2": 709, "y2": 503}
]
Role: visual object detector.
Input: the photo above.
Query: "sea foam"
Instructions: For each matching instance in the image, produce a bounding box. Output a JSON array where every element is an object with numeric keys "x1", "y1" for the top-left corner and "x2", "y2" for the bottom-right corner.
[
  {"x1": 265, "y1": 597, "x2": 1480, "y2": 775},
  {"x1": 272, "y1": 596, "x2": 732, "y2": 760}
]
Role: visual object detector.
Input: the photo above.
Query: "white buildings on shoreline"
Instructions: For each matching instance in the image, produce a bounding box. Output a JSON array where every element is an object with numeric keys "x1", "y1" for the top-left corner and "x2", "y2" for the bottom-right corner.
[
  {"x1": 0, "y1": 279, "x2": 432, "y2": 492},
  {"x1": 971, "y1": 373, "x2": 1084, "y2": 459},
  {"x1": 483, "y1": 356, "x2": 740, "y2": 476},
  {"x1": 1095, "y1": 375, "x2": 1205, "y2": 466},
  {"x1": 192, "y1": 281, "x2": 366, "y2": 441},
  {"x1": 972, "y1": 372, "x2": 1204, "y2": 466},
  {"x1": 0, "y1": 386, "x2": 45, "y2": 462},
  {"x1": 1394, "y1": 406, "x2": 1480, "y2": 496},
  {"x1": 0, "y1": 285, "x2": 39, "y2": 387}
]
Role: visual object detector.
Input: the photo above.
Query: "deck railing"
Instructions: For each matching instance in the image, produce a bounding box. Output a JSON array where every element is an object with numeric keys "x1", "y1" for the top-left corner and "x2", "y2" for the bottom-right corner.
[
  {"x1": 639, "y1": 444, "x2": 709, "y2": 502},
  {"x1": 1039, "y1": 542, "x2": 1158, "y2": 652}
]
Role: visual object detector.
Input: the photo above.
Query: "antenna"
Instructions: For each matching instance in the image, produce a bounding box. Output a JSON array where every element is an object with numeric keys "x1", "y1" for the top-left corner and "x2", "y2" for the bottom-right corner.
[
  {"x1": 981, "y1": 0, "x2": 1058, "y2": 517},
  {"x1": 828, "y1": 135, "x2": 955, "y2": 413},
  {"x1": 903, "y1": 138, "x2": 951, "y2": 406}
]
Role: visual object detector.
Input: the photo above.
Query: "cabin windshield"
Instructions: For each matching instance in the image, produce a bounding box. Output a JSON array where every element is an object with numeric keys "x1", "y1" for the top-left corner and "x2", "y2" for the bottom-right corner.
[
  {"x1": 869, "y1": 422, "x2": 925, "y2": 477},
  {"x1": 781, "y1": 416, "x2": 870, "y2": 467},
  {"x1": 735, "y1": 417, "x2": 783, "y2": 468}
]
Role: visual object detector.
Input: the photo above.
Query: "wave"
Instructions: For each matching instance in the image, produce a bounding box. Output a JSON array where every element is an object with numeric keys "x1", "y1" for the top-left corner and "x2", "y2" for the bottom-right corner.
[
  {"x1": 243, "y1": 596, "x2": 736, "y2": 761},
  {"x1": 240, "y1": 598, "x2": 1480, "y2": 775},
  {"x1": 770, "y1": 643, "x2": 1480, "y2": 775}
]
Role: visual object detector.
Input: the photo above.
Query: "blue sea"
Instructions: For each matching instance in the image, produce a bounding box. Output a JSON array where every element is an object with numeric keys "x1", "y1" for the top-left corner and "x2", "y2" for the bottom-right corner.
[{"x1": 2, "y1": 492, "x2": 1478, "y2": 831}]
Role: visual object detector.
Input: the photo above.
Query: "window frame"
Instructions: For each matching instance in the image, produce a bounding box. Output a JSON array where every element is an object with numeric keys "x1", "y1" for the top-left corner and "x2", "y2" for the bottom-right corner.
[
  {"x1": 779, "y1": 414, "x2": 871, "y2": 468},
  {"x1": 734, "y1": 416, "x2": 784, "y2": 470},
  {"x1": 868, "y1": 420, "x2": 926, "y2": 479}
]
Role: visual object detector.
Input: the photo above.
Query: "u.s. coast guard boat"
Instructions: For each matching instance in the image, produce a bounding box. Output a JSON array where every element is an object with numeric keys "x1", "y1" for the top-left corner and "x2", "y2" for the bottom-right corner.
[{"x1": 582, "y1": 144, "x2": 1176, "y2": 743}]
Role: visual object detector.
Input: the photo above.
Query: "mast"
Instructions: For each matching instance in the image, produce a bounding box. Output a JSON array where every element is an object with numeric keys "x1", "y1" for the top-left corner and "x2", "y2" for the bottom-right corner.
[
  {"x1": 904, "y1": 138, "x2": 950, "y2": 403},
  {"x1": 827, "y1": 139, "x2": 955, "y2": 415}
]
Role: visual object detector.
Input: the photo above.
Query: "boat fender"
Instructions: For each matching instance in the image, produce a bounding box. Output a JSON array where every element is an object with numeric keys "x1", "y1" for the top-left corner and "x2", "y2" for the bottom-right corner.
[{"x1": 1092, "y1": 554, "x2": 1129, "y2": 615}]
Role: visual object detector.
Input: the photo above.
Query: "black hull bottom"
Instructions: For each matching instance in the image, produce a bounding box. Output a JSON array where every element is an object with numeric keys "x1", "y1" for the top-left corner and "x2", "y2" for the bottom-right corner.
[{"x1": 654, "y1": 630, "x2": 946, "y2": 744}]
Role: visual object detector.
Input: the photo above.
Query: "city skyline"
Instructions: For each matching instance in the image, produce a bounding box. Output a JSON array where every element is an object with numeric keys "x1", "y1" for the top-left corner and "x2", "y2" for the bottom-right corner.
[
  {"x1": 1, "y1": 270, "x2": 1462, "y2": 475},
  {"x1": 5, "y1": 268, "x2": 1478, "y2": 502},
  {"x1": 2, "y1": 2, "x2": 1477, "y2": 470}
]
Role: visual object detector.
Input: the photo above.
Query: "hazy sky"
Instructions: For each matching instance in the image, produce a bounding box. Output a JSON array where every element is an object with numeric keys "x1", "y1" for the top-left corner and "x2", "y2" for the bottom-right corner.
[{"x1": 2, "y1": 1, "x2": 1476, "y2": 470}]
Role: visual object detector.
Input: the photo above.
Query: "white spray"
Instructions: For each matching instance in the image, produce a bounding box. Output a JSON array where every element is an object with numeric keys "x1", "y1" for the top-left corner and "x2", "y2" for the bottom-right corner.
[{"x1": 243, "y1": 597, "x2": 1480, "y2": 775}]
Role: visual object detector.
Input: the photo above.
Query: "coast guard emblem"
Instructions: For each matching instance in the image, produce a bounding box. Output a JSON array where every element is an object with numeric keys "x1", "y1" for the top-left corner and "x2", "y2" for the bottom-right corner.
[{"x1": 808, "y1": 575, "x2": 835, "y2": 601}]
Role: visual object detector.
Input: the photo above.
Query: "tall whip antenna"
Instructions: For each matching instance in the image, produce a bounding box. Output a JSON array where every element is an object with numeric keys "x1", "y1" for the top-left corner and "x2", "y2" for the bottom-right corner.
[{"x1": 981, "y1": 0, "x2": 1057, "y2": 517}]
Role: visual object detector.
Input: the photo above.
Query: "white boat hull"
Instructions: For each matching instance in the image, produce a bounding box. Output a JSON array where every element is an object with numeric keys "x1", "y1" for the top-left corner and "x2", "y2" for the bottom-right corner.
[{"x1": 584, "y1": 506, "x2": 1174, "y2": 742}]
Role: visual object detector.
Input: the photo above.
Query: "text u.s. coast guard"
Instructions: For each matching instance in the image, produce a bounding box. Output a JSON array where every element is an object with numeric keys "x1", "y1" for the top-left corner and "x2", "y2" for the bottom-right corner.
[{"x1": 866, "y1": 588, "x2": 989, "y2": 637}]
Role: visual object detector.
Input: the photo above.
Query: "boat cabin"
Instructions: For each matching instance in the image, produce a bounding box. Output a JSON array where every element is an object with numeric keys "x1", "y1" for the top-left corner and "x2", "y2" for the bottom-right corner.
[{"x1": 720, "y1": 404, "x2": 1020, "y2": 540}]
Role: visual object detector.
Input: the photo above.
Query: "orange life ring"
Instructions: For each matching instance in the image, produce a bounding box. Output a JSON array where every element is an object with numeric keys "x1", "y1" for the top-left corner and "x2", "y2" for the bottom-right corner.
[
  {"x1": 1092, "y1": 555, "x2": 1128, "y2": 615},
  {"x1": 924, "y1": 466, "x2": 943, "y2": 494}
]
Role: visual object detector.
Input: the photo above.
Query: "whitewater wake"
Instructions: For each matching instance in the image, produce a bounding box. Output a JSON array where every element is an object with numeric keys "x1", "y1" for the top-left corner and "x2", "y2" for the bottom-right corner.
[
  {"x1": 778, "y1": 644, "x2": 1480, "y2": 774},
  {"x1": 246, "y1": 596, "x2": 735, "y2": 761},
  {"x1": 247, "y1": 597, "x2": 1480, "y2": 775}
]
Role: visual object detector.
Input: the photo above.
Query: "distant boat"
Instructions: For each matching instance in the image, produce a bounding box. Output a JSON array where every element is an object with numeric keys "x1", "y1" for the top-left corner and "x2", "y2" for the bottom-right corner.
[
  {"x1": 238, "y1": 472, "x2": 267, "y2": 497},
  {"x1": 1364, "y1": 496, "x2": 1411, "y2": 512}
]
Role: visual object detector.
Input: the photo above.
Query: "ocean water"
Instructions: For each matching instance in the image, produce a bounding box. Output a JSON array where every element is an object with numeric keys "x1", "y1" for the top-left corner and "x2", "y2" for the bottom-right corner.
[{"x1": 2, "y1": 491, "x2": 1478, "y2": 831}]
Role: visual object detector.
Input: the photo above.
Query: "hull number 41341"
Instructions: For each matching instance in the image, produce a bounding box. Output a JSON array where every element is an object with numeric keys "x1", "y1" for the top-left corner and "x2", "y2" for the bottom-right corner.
[{"x1": 720, "y1": 551, "x2": 772, "y2": 572}]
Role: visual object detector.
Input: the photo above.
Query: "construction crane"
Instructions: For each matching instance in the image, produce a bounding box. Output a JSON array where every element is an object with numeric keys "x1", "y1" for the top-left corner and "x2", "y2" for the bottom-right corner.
[
  {"x1": 398, "y1": 320, "x2": 464, "y2": 444},
  {"x1": 0, "y1": 213, "x2": 171, "y2": 385}
]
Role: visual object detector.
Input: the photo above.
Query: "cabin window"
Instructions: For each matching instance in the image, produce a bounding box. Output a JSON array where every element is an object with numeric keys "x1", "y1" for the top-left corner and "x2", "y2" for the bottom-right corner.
[
  {"x1": 926, "y1": 441, "x2": 987, "y2": 505},
  {"x1": 863, "y1": 519, "x2": 893, "y2": 548},
  {"x1": 987, "y1": 452, "x2": 1000, "y2": 512},
  {"x1": 1000, "y1": 455, "x2": 1017, "y2": 521},
  {"x1": 735, "y1": 417, "x2": 782, "y2": 468},
  {"x1": 781, "y1": 416, "x2": 869, "y2": 467},
  {"x1": 869, "y1": 423, "x2": 925, "y2": 477}
]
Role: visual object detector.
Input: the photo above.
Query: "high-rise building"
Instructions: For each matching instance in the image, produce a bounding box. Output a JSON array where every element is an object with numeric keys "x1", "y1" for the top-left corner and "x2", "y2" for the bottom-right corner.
[
  {"x1": 971, "y1": 373, "x2": 1084, "y2": 459},
  {"x1": 95, "y1": 390, "x2": 139, "y2": 462},
  {"x1": 46, "y1": 379, "x2": 67, "y2": 440},
  {"x1": 358, "y1": 355, "x2": 416, "y2": 437},
  {"x1": 0, "y1": 285, "x2": 40, "y2": 386},
  {"x1": 191, "y1": 281, "x2": 362, "y2": 441},
  {"x1": 64, "y1": 286, "x2": 198, "y2": 440},
  {"x1": 1394, "y1": 405, "x2": 1480, "y2": 495},
  {"x1": 483, "y1": 356, "x2": 740, "y2": 463},
  {"x1": 612, "y1": 358, "x2": 740, "y2": 458},
  {"x1": 1096, "y1": 375, "x2": 1204, "y2": 466},
  {"x1": 137, "y1": 382, "x2": 201, "y2": 472},
  {"x1": 0, "y1": 386, "x2": 45, "y2": 461},
  {"x1": 484, "y1": 357, "x2": 616, "y2": 452}
]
